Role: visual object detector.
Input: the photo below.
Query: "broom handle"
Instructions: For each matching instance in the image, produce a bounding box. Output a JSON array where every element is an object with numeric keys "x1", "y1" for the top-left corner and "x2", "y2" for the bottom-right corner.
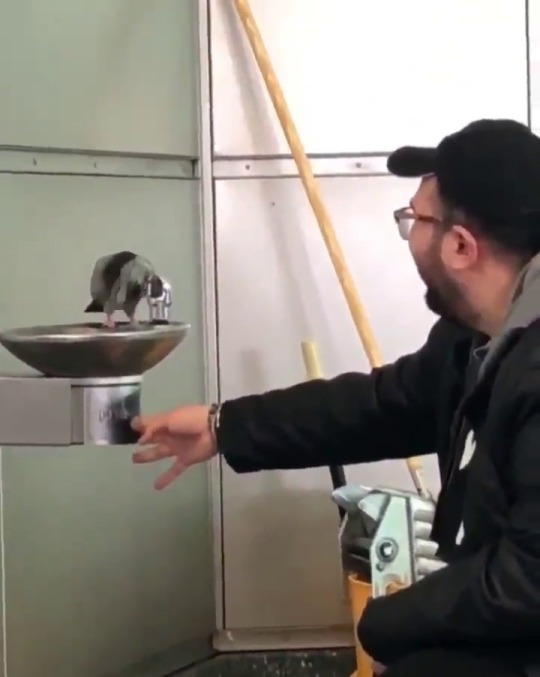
[
  {"x1": 302, "y1": 341, "x2": 347, "y2": 493},
  {"x1": 233, "y1": 0, "x2": 429, "y2": 499}
]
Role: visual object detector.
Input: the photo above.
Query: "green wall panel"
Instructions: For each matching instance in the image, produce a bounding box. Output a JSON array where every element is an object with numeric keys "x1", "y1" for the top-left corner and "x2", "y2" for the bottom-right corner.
[{"x1": 0, "y1": 174, "x2": 213, "y2": 677}]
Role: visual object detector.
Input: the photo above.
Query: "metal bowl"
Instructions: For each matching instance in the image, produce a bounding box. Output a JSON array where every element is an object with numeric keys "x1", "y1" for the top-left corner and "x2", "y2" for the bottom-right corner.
[{"x1": 0, "y1": 322, "x2": 190, "y2": 378}]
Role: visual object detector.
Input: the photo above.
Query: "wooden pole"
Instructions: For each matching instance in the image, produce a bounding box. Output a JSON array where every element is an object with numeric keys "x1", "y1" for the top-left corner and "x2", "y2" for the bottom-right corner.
[
  {"x1": 232, "y1": 0, "x2": 429, "y2": 499},
  {"x1": 301, "y1": 340, "x2": 347, "y2": 496}
]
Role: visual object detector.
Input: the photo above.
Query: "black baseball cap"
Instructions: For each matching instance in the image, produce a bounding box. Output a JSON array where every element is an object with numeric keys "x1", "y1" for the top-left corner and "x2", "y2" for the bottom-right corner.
[{"x1": 387, "y1": 119, "x2": 540, "y2": 230}]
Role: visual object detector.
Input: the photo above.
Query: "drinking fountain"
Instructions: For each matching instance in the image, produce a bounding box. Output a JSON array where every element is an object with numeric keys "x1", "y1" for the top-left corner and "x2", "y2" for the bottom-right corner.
[{"x1": 0, "y1": 279, "x2": 189, "y2": 446}]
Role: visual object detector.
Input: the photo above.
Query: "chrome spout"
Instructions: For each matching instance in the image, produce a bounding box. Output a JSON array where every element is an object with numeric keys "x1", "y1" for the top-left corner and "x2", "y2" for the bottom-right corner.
[{"x1": 146, "y1": 277, "x2": 172, "y2": 323}]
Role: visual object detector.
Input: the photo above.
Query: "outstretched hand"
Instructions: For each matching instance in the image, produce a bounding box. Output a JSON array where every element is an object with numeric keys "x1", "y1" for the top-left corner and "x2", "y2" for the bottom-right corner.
[{"x1": 131, "y1": 405, "x2": 217, "y2": 490}]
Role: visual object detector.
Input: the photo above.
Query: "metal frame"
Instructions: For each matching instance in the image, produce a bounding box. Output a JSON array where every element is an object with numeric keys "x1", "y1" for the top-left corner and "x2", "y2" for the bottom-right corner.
[
  {"x1": 0, "y1": 147, "x2": 195, "y2": 179},
  {"x1": 197, "y1": 0, "x2": 225, "y2": 635},
  {"x1": 212, "y1": 154, "x2": 390, "y2": 179}
]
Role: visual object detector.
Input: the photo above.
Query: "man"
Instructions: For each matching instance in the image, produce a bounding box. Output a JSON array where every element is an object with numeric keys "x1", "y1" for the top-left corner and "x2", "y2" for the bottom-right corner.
[{"x1": 132, "y1": 119, "x2": 540, "y2": 677}]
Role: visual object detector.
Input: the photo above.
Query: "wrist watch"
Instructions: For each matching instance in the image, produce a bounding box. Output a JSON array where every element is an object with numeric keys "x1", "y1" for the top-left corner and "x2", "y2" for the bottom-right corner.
[{"x1": 207, "y1": 402, "x2": 221, "y2": 447}]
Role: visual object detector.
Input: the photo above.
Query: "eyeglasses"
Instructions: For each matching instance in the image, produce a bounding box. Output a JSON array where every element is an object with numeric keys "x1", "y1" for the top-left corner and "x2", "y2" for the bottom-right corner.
[{"x1": 393, "y1": 207, "x2": 443, "y2": 240}]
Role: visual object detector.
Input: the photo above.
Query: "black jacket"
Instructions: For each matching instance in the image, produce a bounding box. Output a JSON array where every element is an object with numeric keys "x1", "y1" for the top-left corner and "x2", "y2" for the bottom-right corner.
[{"x1": 215, "y1": 317, "x2": 540, "y2": 669}]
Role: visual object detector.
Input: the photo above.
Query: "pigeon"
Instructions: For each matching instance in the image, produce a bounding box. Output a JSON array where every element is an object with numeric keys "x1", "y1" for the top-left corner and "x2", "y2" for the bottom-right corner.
[{"x1": 85, "y1": 251, "x2": 164, "y2": 328}]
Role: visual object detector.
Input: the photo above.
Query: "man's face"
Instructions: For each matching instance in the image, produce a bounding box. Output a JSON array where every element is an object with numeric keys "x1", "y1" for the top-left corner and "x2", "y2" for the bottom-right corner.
[{"x1": 407, "y1": 177, "x2": 478, "y2": 326}]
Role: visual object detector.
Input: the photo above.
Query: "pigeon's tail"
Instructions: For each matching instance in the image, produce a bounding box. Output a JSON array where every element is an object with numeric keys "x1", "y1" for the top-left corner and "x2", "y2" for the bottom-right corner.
[{"x1": 85, "y1": 299, "x2": 104, "y2": 312}]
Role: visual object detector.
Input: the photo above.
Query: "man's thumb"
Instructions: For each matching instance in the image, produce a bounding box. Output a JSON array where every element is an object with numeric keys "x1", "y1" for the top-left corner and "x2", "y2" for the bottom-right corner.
[{"x1": 131, "y1": 416, "x2": 143, "y2": 432}]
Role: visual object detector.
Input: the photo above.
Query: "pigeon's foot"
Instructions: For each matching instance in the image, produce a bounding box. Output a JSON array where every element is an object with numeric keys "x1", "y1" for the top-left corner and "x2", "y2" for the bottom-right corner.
[{"x1": 103, "y1": 315, "x2": 116, "y2": 329}]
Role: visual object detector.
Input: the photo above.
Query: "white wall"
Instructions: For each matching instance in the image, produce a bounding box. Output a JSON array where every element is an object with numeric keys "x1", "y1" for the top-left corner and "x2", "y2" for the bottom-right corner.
[
  {"x1": 207, "y1": 0, "x2": 530, "y2": 649},
  {"x1": 530, "y1": 0, "x2": 540, "y2": 135}
]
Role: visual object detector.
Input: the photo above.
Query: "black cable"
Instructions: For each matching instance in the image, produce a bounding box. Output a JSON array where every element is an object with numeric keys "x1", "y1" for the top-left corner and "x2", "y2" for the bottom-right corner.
[{"x1": 329, "y1": 464, "x2": 347, "y2": 520}]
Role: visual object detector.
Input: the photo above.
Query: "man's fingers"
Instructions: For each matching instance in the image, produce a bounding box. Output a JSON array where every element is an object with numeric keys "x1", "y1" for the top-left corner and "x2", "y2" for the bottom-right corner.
[
  {"x1": 133, "y1": 419, "x2": 168, "y2": 445},
  {"x1": 137, "y1": 424, "x2": 166, "y2": 446},
  {"x1": 132, "y1": 443, "x2": 172, "y2": 464},
  {"x1": 154, "y1": 458, "x2": 186, "y2": 490},
  {"x1": 137, "y1": 428, "x2": 158, "y2": 446}
]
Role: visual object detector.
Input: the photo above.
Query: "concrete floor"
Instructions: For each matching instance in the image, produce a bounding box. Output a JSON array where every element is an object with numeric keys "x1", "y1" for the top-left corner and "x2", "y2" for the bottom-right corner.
[{"x1": 177, "y1": 649, "x2": 356, "y2": 677}]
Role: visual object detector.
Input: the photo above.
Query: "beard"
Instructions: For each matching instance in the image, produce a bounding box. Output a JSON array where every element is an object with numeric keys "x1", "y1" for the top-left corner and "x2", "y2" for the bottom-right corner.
[
  {"x1": 422, "y1": 273, "x2": 481, "y2": 329},
  {"x1": 412, "y1": 228, "x2": 483, "y2": 330},
  {"x1": 424, "y1": 283, "x2": 462, "y2": 324},
  {"x1": 417, "y1": 252, "x2": 475, "y2": 328}
]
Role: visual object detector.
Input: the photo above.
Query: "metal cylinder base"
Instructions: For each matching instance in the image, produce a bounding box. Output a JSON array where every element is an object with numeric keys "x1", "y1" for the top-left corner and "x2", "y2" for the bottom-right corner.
[{"x1": 70, "y1": 376, "x2": 142, "y2": 446}]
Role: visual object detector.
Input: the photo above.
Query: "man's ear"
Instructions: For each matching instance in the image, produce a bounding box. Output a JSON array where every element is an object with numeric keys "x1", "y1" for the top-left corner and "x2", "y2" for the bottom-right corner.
[{"x1": 441, "y1": 225, "x2": 479, "y2": 270}]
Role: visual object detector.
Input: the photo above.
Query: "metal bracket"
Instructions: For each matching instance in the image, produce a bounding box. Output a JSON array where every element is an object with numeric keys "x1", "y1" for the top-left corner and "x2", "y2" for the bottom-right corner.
[{"x1": 334, "y1": 485, "x2": 446, "y2": 596}]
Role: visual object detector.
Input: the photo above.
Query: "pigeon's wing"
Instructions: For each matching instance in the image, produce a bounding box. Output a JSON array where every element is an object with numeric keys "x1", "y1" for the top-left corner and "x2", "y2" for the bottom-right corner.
[
  {"x1": 101, "y1": 251, "x2": 137, "y2": 292},
  {"x1": 116, "y1": 267, "x2": 131, "y2": 306},
  {"x1": 117, "y1": 256, "x2": 155, "y2": 309},
  {"x1": 89, "y1": 254, "x2": 114, "y2": 302},
  {"x1": 123, "y1": 296, "x2": 141, "y2": 320},
  {"x1": 90, "y1": 251, "x2": 138, "y2": 302},
  {"x1": 104, "y1": 279, "x2": 122, "y2": 315}
]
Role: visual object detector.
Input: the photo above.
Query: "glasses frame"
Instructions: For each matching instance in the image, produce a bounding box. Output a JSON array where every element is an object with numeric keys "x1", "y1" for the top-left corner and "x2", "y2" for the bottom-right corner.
[{"x1": 393, "y1": 206, "x2": 444, "y2": 240}]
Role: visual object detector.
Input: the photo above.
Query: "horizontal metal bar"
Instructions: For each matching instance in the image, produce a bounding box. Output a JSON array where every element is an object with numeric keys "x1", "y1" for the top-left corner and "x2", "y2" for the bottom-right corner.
[
  {"x1": 0, "y1": 149, "x2": 394, "y2": 179},
  {"x1": 212, "y1": 155, "x2": 390, "y2": 178},
  {"x1": 0, "y1": 148, "x2": 197, "y2": 179},
  {"x1": 0, "y1": 151, "x2": 393, "y2": 180},
  {"x1": 0, "y1": 142, "x2": 198, "y2": 159}
]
